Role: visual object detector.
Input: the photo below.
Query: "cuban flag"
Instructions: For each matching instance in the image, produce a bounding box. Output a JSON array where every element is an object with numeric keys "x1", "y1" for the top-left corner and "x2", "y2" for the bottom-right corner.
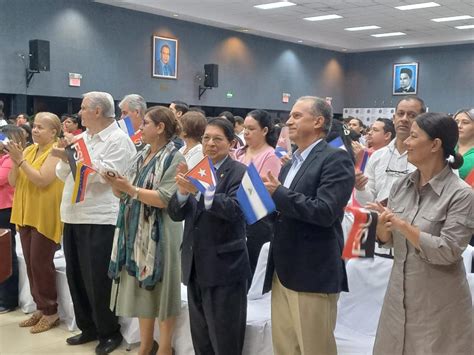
[
  {"x1": 328, "y1": 136, "x2": 347, "y2": 151},
  {"x1": 236, "y1": 163, "x2": 276, "y2": 225},
  {"x1": 185, "y1": 156, "x2": 217, "y2": 209},
  {"x1": 117, "y1": 116, "x2": 142, "y2": 144},
  {"x1": 275, "y1": 126, "x2": 292, "y2": 158}
]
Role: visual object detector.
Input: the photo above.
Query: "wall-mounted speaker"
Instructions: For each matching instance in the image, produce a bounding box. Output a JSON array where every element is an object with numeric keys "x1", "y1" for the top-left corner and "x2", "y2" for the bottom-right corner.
[
  {"x1": 204, "y1": 64, "x2": 218, "y2": 88},
  {"x1": 29, "y1": 40, "x2": 50, "y2": 72}
]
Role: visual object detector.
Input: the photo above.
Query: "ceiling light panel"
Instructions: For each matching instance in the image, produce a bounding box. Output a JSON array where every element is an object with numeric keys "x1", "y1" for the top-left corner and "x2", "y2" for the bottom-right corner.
[
  {"x1": 395, "y1": 2, "x2": 440, "y2": 11},
  {"x1": 304, "y1": 14, "x2": 343, "y2": 21},
  {"x1": 371, "y1": 32, "x2": 406, "y2": 37},
  {"x1": 345, "y1": 25, "x2": 381, "y2": 31},
  {"x1": 455, "y1": 24, "x2": 474, "y2": 29},
  {"x1": 431, "y1": 15, "x2": 473, "y2": 22},
  {"x1": 254, "y1": 2, "x2": 296, "y2": 10}
]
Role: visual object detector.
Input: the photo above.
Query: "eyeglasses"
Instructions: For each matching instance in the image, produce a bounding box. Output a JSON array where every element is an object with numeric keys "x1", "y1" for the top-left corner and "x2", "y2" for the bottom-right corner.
[
  {"x1": 385, "y1": 149, "x2": 409, "y2": 177},
  {"x1": 202, "y1": 135, "x2": 226, "y2": 144}
]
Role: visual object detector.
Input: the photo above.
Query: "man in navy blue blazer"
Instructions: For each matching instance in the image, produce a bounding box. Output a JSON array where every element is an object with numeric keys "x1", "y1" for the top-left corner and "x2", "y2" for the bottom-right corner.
[{"x1": 263, "y1": 96, "x2": 355, "y2": 355}]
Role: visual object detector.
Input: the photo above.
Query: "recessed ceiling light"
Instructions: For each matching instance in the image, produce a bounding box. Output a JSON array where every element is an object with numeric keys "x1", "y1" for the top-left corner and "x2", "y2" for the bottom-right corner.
[
  {"x1": 344, "y1": 25, "x2": 381, "y2": 31},
  {"x1": 432, "y1": 15, "x2": 473, "y2": 22},
  {"x1": 371, "y1": 32, "x2": 406, "y2": 37},
  {"x1": 304, "y1": 14, "x2": 343, "y2": 21},
  {"x1": 399, "y1": 46, "x2": 404, "y2": 48},
  {"x1": 395, "y1": 2, "x2": 440, "y2": 10},
  {"x1": 297, "y1": 40, "x2": 303, "y2": 43},
  {"x1": 254, "y1": 1, "x2": 296, "y2": 10},
  {"x1": 240, "y1": 29, "x2": 249, "y2": 32},
  {"x1": 456, "y1": 24, "x2": 474, "y2": 29},
  {"x1": 342, "y1": 48, "x2": 347, "y2": 51},
  {"x1": 172, "y1": 14, "x2": 179, "y2": 17}
]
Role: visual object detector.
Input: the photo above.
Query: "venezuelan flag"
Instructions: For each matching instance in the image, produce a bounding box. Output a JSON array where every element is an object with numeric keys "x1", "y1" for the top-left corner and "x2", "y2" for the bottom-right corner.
[{"x1": 71, "y1": 162, "x2": 94, "y2": 204}]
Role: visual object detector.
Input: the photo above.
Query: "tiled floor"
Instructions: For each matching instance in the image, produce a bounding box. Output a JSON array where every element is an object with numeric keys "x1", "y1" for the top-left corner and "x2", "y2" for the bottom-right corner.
[{"x1": 0, "y1": 310, "x2": 136, "y2": 354}]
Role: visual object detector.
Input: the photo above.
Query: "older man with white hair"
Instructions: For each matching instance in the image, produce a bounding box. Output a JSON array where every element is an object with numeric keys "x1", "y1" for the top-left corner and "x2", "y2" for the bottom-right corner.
[{"x1": 56, "y1": 91, "x2": 136, "y2": 354}]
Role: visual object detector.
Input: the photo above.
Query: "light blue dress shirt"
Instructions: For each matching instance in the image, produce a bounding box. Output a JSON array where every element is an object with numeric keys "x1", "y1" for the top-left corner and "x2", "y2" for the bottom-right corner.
[{"x1": 283, "y1": 139, "x2": 322, "y2": 188}]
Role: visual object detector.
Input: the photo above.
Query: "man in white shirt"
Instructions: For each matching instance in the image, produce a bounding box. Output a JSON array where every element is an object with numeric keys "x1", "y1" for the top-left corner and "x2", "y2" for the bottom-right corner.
[
  {"x1": 56, "y1": 92, "x2": 136, "y2": 354},
  {"x1": 354, "y1": 97, "x2": 426, "y2": 257}
]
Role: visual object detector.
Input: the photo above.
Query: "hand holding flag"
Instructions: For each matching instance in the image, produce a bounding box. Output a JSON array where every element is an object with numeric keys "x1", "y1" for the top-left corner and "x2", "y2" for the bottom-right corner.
[
  {"x1": 237, "y1": 163, "x2": 277, "y2": 224},
  {"x1": 182, "y1": 156, "x2": 217, "y2": 209}
]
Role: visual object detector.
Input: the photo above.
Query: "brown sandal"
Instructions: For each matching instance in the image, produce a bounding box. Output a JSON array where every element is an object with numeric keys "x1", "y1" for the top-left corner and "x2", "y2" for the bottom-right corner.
[
  {"x1": 19, "y1": 312, "x2": 42, "y2": 328},
  {"x1": 30, "y1": 316, "x2": 60, "y2": 334}
]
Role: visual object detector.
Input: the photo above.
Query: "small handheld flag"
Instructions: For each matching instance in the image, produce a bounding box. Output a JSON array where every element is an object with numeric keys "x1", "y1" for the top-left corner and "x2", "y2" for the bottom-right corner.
[
  {"x1": 71, "y1": 162, "x2": 94, "y2": 204},
  {"x1": 0, "y1": 133, "x2": 9, "y2": 145},
  {"x1": 328, "y1": 136, "x2": 347, "y2": 151},
  {"x1": 236, "y1": 163, "x2": 276, "y2": 225},
  {"x1": 185, "y1": 156, "x2": 217, "y2": 194},
  {"x1": 275, "y1": 126, "x2": 292, "y2": 158},
  {"x1": 357, "y1": 150, "x2": 369, "y2": 173},
  {"x1": 342, "y1": 206, "x2": 377, "y2": 259},
  {"x1": 117, "y1": 116, "x2": 142, "y2": 144}
]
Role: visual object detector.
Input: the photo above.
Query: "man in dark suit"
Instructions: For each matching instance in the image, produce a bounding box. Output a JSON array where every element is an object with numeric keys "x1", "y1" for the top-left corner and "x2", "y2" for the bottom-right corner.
[
  {"x1": 168, "y1": 118, "x2": 250, "y2": 355},
  {"x1": 395, "y1": 68, "x2": 415, "y2": 93},
  {"x1": 263, "y1": 96, "x2": 355, "y2": 355}
]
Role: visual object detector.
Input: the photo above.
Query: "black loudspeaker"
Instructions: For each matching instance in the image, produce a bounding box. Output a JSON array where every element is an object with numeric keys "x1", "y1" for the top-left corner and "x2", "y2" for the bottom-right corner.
[
  {"x1": 204, "y1": 64, "x2": 218, "y2": 88},
  {"x1": 29, "y1": 40, "x2": 50, "y2": 71}
]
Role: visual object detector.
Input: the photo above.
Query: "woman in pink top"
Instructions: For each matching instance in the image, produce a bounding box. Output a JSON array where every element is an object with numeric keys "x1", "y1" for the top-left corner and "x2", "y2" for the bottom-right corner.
[
  {"x1": 0, "y1": 125, "x2": 26, "y2": 313},
  {"x1": 234, "y1": 110, "x2": 281, "y2": 281}
]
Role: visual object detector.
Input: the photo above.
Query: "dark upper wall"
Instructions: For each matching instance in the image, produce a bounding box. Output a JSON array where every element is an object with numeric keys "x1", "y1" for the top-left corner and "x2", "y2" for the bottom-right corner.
[
  {"x1": 344, "y1": 44, "x2": 474, "y2": 113},
  {"x1": 1, "y1": 0, "x2": 472, "y2": 114},
  {"x1": 0, "y1": 0, "x2": 346, "y2": 112}
]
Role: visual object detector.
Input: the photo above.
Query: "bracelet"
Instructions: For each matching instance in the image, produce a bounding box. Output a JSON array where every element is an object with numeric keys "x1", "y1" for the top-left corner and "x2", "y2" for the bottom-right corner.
[
  {"x1": 18, "y1": 159, "x2": 26, "y2": 168},
  {"x1": 132, "y1": 186, "x2": 140, "y2": 200}
]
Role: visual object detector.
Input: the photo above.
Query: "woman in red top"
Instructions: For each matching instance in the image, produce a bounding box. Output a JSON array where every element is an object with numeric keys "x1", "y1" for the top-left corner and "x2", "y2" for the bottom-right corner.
[{"x1": 0, "y1": 125, "x2": 26, "y2": 313}]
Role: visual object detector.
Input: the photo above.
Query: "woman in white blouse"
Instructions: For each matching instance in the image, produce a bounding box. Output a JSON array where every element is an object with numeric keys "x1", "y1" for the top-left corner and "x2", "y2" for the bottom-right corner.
[{"x1": 178, "y1": 111, "x2": 207, "y2": 169}]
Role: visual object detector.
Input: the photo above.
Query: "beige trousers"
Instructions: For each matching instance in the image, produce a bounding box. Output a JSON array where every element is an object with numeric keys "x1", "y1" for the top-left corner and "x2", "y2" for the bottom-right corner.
[{"x1": 271, "y1": 274, "x2": 339, "y2": 355}]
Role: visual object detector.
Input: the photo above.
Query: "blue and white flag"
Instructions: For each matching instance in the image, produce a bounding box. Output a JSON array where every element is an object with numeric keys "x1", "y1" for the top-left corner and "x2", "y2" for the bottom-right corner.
[
  {"x1": 237, "y1": 163, "x2": 276, "y2": 225},
  {"x1": 117, "y1": 116, "x2": 135, "y2": 136},
  {"x1": 328, "y1": 136, "x2": 347, "y2": 151}
]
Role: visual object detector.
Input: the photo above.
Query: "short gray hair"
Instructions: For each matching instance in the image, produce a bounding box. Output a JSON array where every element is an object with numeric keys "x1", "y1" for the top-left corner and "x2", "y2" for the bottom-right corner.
[
  {"x1": 297, "y1": 96, "x2": 333, "y2": 134},
  {"x1": 83, "y1": 91, "x2": 115, "y2": 118},
  {"x1": 119, "y1": 94, "x2": 147, "y2": 118}
]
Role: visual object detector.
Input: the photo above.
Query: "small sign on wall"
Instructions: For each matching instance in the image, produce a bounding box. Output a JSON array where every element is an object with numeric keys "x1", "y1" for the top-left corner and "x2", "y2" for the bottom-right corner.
[
  {"x1": 282, "y1": 93, "x2": 290, "y2": 103},
  {"x1": 68, "y1": 73, "x2": 82, "y2": 87}
]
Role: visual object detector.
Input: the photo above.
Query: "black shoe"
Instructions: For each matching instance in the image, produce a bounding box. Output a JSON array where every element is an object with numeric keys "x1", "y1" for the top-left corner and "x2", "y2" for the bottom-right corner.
[
  {"x1": 150, "y1": 340, "x2": 158, "y2": 355},
  {"x1": 95, "y1": 333, "x2": 123, "y2": 355},
  {"x1": 67, "y1": 332, "x2": 98, "y2": 345},
  {"x1": 0, "y1": 306, "x2": 15, "y2": 314}
]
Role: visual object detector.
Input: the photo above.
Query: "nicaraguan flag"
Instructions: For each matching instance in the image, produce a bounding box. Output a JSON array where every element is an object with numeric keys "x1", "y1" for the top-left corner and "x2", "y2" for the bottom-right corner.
[
  {"x1": 237, "y1": 163, "x2": 276, "y2": 225},
  {"x1": 274, "y1": 126, "x2": 292, "y2": 158},
  {"x1": 357, "y1": 150, "x2": 369, "y2": 173},
  {"x1": 328, "y1": 136, "x2": 347, "y2": 151}
]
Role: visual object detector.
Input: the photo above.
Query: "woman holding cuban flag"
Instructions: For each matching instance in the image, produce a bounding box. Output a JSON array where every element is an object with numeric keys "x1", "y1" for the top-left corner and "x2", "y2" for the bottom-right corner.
[{"x1": 168, "y1": 117, "x2": 250, "y2": 355}]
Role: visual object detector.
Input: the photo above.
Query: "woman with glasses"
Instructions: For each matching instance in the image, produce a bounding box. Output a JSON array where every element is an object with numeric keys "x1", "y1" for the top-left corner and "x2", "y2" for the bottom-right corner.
[
  {"x1": 169, "y1": 118, "x2": 250, "y2": 355},
  {"x1": 372, "y1": 112, "x2": 474, "y2": 355},
  {"x1": 234, "y1": 109, "x2": 281, "y2": 280},
  {"x1": 454, "y1": 108, "x2": 474, "y2": 184},
  {"x1": 105, "y1": 106, "x2": 185, "y2": 355}
]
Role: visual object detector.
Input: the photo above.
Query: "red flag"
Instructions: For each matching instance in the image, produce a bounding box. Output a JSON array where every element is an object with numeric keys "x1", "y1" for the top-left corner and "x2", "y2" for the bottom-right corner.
[
  {"x1": 342, "y1": 206, "x2": 377, "y2": 260},
  {"x1": 185, "y1": 156, "x2": 217, "y2": 193}
]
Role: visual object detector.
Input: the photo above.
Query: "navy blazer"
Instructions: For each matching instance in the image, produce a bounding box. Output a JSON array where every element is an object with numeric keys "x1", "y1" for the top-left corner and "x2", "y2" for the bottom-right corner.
[
  {"x1": 263, "y1": 140, "x2": 355, "y2": 294},
  {"x1": 168, "y1": 157, "x2": 251, "y2": 287}
]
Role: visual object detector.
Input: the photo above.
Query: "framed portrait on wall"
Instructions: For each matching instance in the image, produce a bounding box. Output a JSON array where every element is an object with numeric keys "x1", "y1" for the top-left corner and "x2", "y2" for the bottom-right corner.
[
  {"x1": 393, "y1": 62, "x2": 418, "y2": 95},
  {"x1": 152, "y1": 36, "x2": 178, "y2": 79}
]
